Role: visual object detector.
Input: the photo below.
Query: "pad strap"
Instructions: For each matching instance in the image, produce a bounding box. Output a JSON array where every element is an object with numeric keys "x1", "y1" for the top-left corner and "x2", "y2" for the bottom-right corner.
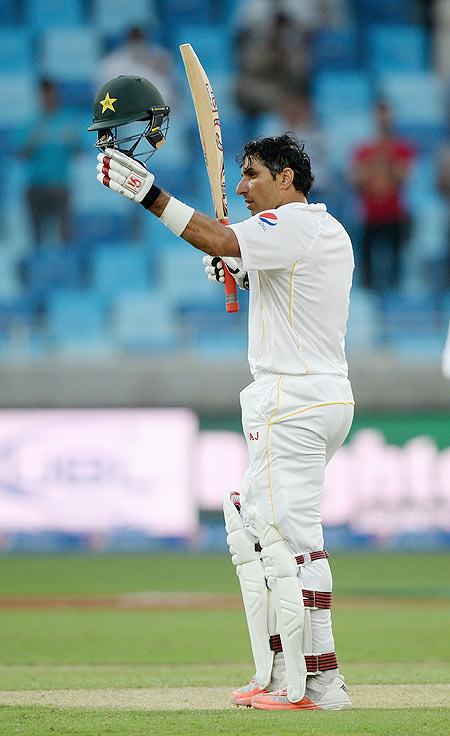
[
  {"x1": 269, "y1": 637, "x2": 338, "y2": 673},
  {"x1": 302, "y1": 589, "x2": 333, "y2": 609},
  {"x1": 254, "y1": 543, "x2": 329, "y2": 566},
  {"x1": 295, "y1": 550, "x2": 329, "y2": 565}
]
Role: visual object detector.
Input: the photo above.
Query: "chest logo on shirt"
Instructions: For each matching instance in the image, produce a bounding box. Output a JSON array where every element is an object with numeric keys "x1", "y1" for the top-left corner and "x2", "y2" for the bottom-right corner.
[
  {"x1": 249, "y1": 431, "x2": 259, "y2": 441},
  {"x1": 258, "y1": 212, "x2": 278, "y2": 227}
]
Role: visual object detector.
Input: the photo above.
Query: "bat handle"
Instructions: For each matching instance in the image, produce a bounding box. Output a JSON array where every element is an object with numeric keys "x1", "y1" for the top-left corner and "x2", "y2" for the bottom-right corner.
[
  {"x1": 219, "y1": 217, "x2": 240, "y2": 313},
  {"x1": 224, "y1": 266, "x2": 239, "y2": 313}
]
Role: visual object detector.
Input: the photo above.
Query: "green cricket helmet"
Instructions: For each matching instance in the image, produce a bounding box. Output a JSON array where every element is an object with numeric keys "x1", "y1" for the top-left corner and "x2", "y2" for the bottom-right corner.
[{"x1": 88, "y1": 75, "x2": 170, "y2": 163}]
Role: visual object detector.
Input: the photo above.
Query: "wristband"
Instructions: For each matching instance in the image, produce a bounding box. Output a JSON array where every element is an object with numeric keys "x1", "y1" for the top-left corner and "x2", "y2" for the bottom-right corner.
[
  {"x1": 140, "y1": 184, "x2": 162, "y2": 209},
  {"x1": 159, "y1": 196, "x2": 195, "y2": 236}
]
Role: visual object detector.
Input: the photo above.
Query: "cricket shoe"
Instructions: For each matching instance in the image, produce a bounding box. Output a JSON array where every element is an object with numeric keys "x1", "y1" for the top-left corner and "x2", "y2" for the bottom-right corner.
[
  {"x1": 251, "y1": 674, "x2": 352, "y2": 711},
  {"x1": 231, "y1": 679, "x2": 268, "y2": 707},
  {"x1": 306, "y1": 672, "x2": 352, "y2": 710},
  {"x1": 231, "y1": 658, "x2": 287, "y2": 707}
]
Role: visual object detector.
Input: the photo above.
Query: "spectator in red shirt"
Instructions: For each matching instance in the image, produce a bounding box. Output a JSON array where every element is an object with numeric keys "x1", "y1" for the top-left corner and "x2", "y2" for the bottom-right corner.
[{"x1": 350, "y1": 101, "x2": 415, "y2": 291}]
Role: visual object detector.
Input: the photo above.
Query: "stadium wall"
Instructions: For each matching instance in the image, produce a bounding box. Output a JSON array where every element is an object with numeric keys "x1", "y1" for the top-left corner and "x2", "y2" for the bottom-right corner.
[{"x1": 0, "y1": 354, "x2": 448, "y2": 412}]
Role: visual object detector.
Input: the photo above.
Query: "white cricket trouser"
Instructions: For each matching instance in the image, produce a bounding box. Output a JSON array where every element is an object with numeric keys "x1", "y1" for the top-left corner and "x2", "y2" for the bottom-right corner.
[{"x1": 239, "y1": 372, "x2": 354, "y2": 656}]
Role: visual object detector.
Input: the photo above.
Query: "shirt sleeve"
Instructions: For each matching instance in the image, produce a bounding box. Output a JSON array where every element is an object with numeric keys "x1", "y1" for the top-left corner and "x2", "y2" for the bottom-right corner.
[{"x1": 228, "y1": 208, "x2": 312, "y2": 271}]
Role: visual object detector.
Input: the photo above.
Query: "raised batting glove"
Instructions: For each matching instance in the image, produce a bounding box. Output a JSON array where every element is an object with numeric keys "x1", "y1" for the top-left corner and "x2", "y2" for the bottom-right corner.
[
  {"x1": 96, "y1": 148, "x2": 155, "y2": 202},
  {"x1": 203, "y1": 255, "x2": 249, "y2": 290}
]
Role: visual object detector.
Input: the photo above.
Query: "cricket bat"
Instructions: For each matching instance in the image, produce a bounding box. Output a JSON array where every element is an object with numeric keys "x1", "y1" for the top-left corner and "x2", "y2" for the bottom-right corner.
[{"x1": 180, "y1": 43, "x2": 239, "y2": 313}]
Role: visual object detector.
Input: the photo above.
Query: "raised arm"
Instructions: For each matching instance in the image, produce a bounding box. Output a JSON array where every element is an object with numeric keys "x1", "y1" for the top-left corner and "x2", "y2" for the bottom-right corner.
[{"x1": 97, "y1": 148, "x2": 240, "y2": 258}]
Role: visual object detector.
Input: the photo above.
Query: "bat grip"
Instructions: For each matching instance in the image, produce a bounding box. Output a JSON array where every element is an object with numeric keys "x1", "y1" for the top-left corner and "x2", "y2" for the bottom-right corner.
[{"x1": 219, "y1": 217, "x2": 239, "y2": 313}]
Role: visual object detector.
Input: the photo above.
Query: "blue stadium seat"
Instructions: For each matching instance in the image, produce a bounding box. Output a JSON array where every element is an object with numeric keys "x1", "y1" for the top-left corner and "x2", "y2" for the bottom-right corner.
[
  {"x1": 59, "y1": 80, "x2": 95, "y2": 112},
  {"x1": 226, "y1": 189, "x2": 251, "y2": 224},
  {"x1": 378, "y1": 72, "x2": 444, "y2": 126},
  {"x1": 0, "y1": 0, "x2": 18, "y2": 24},
  {"x1": 0, "y1": 74, "x2": 37, "y2": 126},
  {"x1": 313, "y1": 72, "x2": 372, "y2": 124},
  {"x1": 112, "y1": 290, "x2": 180, "y2": 351},
  {"x1": 160, "y1": 0, "x2": 215, "y2": 29},
  {"x1": 40, "y1": 28, "x2": 100, "y2": 81},
  {"x1": 91, "y1": 245, "x2": 154, "y2": 297},
  {"x1": 0, "y1": 294, "x2": 39, "y2": 337},
  {"x1": 365, "y1": 25, "x2": 428, "y2": 73},
  {"x1": 46, "y1": 290, "x2": 108, "y2": 342},
  {"x1": 181, "y1": 295, "x2": 248, "y2": 351},
  {"x1": 194, "y1": 331, "x2": 247, "y2": 358},
  {"x1": 356, "y1": 0, "x2": 416, "y2": 25},
  {"x1": 72, "y1": 154, "x2": 132, "y2": 216},
  {"x1": 158, "y1": 248, "x2": 224, "y2": 311},
  {"x1": 396, "y1": 122, "x2": 445, "y2": 155},
  {"x1": 24, "y1": 0, "x2": 83, "y2": 29},
  {"x1": 379, "y1": 290, "x2": 441, "y2": 343},
  {"x1": 172, "y1": 25, "x2": 233, "y2": 73},
  {"x1": 441, "y1": 291, "x2": 450, "y2": 314},
  {"x1": 73, "y1": 212, "x2": 131, "y2": 243},
  {"x1": 23, "y1": 247, "x2": 84, "y2": 300},
  {"x1": 0, "y1": 29, "x2": 33, "y2": 73},
  {"x1": 346, "y1": 288, "x2": 381, "y2": 351},
  {"x1": 0, "y1": 251, "x2": 23, "y2": 300},
  {"x1": 312, "y1": 28, "x2": 359, "y2": 72},
  {"x1": 323, "y1": 111, "x2": 376, "y2": 172},
  {"x1": 92, "y1": 0, "x2": 157, "y2": 35}
]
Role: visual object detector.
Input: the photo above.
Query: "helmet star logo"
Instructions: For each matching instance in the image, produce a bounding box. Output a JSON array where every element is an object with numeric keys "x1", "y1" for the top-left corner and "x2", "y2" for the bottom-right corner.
[{"x1": 99, "y1": 93, "x2": 117, "y2": 114}]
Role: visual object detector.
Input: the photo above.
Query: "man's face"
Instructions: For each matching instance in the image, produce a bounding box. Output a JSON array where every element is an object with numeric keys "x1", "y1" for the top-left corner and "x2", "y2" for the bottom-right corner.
[{"x1": 236, "y1": 156, "x2": 283, "y2": 215}]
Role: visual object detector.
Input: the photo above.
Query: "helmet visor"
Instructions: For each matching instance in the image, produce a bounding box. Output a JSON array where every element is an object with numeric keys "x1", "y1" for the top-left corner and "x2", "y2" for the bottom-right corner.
[{"x1": 94, "y1": 114, "x2": 169, "y2": 164}]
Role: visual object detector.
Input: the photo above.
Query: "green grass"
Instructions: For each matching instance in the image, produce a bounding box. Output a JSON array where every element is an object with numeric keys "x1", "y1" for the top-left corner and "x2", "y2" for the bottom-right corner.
[
  {"x1": 0, "y1": 551, "x2": 448, "y2": 596},
  {"x1": 0, "y1": 603, "x2": 449, "y2": 667},
  {"x1": 0, "y1": 662, "x2": 449, "y2": 691},
  {"x1": 0, "y1": 707, "x2": 449, "y2": 736},
  {"x1": 0, "y1": 553, "x2": 449, "y2": 735}
]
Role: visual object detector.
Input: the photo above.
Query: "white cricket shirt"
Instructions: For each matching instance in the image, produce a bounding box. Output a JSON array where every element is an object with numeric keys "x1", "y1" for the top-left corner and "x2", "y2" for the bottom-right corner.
[{"x1": 228, "y1": 202, "x2": 354, "y2": 378}]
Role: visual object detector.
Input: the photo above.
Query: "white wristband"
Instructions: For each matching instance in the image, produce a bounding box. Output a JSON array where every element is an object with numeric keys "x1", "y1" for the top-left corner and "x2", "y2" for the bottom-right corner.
[{"x1": 160, "y1": 196, "x2": 195, "y2": 236}]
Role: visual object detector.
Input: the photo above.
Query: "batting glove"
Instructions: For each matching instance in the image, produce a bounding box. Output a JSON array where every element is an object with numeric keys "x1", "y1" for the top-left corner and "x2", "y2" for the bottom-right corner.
[
  {"x1": 203, "y1": 255, "x2": 249, "y2": 290},
  {"x1": 96, "y1": 148, "x2": 155, "y2": 202}
]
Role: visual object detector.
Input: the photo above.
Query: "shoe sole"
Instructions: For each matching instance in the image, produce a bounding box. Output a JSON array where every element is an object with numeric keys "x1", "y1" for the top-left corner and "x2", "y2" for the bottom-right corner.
[
  {"x1": 252, "y1": 703, "x2": 320, "y2": 710},
  {"x1": 252, "y1": 695, "x2": 319, "y2": 711},
  {"x1": 317, "y1": 701, "x2": 352, "y2": 710},
  {"x1": 231, "y1": 689, "x2": 268, "y2": 707}
]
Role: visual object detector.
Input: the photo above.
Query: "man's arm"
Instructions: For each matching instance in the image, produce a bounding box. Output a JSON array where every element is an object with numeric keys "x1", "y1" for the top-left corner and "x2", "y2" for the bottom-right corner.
[
  {"x1": 147, "y1": 189, "x2": 241, "y2": 258},
  {"x1": 96, "y1": 148, "x2": 240, "y2": 258}
]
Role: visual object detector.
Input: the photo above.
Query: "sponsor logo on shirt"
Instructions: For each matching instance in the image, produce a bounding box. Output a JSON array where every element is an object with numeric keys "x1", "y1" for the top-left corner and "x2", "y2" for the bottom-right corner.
[{"x1": 258, "y1": 212, "x2": 278, "y2": 228}]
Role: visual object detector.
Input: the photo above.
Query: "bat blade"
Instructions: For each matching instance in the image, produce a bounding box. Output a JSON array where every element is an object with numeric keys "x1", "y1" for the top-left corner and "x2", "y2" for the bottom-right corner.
[{"x1": 180, "y1": 43, "x2": 239, "y2": 313}]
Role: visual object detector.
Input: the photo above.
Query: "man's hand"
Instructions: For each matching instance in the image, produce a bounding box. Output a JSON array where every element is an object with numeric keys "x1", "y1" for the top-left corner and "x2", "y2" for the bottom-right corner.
[
  {"x1": 203, "y1": 255, "x2": 249, "y2": 290},
  {"x1": 96, "y1": 148, "x2": 155, "y2": 202}
]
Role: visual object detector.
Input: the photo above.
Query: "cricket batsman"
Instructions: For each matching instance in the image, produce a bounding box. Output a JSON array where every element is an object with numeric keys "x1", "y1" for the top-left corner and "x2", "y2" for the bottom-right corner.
[{"x1": 89, "y1": 75, "x2": 355, "y2": 711}]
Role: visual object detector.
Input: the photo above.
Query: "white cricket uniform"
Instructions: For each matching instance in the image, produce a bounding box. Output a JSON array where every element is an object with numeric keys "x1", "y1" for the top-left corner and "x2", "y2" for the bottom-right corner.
[{"x1": 228, "y1": 202, "x2": 355, "y2": 656}]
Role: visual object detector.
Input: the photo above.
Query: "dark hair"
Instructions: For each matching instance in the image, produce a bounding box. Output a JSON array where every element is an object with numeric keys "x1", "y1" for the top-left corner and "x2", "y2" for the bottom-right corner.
[{"x1": 236, "y1": 133, "x2": 314, "y2": 196}]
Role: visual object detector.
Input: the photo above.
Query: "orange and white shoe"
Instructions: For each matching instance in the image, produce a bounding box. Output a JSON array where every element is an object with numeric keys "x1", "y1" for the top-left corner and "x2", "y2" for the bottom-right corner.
[
  {"x1": 231, "y1": 679, "x2": 268, "y2": 707},
  {"x1": 251, "y1": 688, "x2": 319, "y2": 710},
  {"x1": 251, "y1": 674, "x2": 352, "y2": 711}
]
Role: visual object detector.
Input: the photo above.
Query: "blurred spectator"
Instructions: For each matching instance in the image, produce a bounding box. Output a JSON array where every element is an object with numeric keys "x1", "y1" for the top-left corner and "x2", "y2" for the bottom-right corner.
[
  {"x1": 233, "y1": 0, "x2": 351, "y2": 31},
  {"x1": 17, "y1": 79, "x2": 79, "y2": 246},
  {"x1": 349, "y1": 101, "x2": 415, "y2": 291},
  {"x1": 95, "y1": 26, "x2": 176, "y2": 109},
  {"x1": 234, "y1": 9, "x2": 312, "y2": 136},
  {"x1": 437, "y1": 139, "x2": 450, "y2": 287},
  {"x1": 432, "y1": 0, "x2": 450, "y2": 78},
  {"x1": 258, "y1": 92, "x2": 333, "y2": 203}
]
